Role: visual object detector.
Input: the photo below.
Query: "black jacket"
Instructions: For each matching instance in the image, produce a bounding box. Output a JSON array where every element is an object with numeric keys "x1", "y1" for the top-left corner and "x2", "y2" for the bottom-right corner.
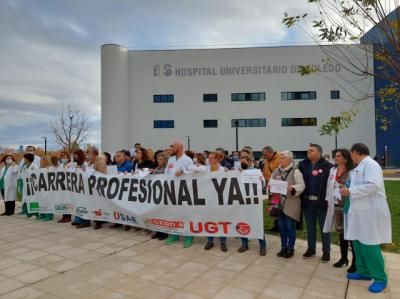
[{"x1": 298, "y1": 158, "x2": 333, "y2": 210}]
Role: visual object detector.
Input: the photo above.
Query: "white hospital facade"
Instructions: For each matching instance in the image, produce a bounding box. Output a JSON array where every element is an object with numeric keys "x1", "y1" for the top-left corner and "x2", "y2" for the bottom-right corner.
[{"x1": 101, "y1": 44, "x2": 375, "y2": 158}]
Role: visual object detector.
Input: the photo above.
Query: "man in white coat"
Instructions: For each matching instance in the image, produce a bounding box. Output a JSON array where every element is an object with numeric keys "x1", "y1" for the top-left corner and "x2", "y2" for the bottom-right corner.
[
  {"x1": 18, "y1": 146, "x2": 41, "y2": 172},
  {"x1": 340, "y1": 143, "x2": 392, "y2": 293}
]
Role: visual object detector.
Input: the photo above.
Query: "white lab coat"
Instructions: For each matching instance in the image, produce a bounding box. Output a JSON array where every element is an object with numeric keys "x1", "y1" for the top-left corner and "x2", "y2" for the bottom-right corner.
[
  {"x1": 18, "y1": 155, "x2": 40, "y2": 172},
  {"x1": 345, "y1": 156, "x2": 392, "y2": 245},
  {"x1": 323, "y1": 167, "x2": 339, "y2": 233},
  {"x1": 0, "y1": 164, "x2": 19, "y2": 202}
]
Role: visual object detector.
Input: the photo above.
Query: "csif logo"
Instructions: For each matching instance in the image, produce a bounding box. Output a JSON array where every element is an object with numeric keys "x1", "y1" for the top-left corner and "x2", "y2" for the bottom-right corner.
[
  {"x1": 76, "y1": 207, "x2": 88, "y2": 217},
  {"x1": 153, "y1": 64, "x2": 172, "y2": 77}
]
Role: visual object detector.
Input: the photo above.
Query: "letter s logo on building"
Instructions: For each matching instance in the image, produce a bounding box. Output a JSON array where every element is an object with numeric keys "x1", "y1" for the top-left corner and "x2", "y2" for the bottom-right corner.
[{"x1": 163, "y1": 64, "x2": 172, "y2": 77}]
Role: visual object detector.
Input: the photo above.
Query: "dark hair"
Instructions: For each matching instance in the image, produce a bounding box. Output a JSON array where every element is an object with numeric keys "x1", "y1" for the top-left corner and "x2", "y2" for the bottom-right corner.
[
  {"x1": 24, "y1": 153, "x2": 34, "y2": 163},
  {"x1": 185, "y1": 150, "x2": 195, "y2": 160},
  {"x1": 194, "y1": 153, "x2": 206, "y2": 165},
  {"x1": 73, "y1": 149, "x2": 86, "y2": 166},
  {"x1": 334, "y1": 149, "x2": 354, "y2": 171},
  {"x1": 124, "y1": 150, "x2": 131, "y2": 157},
  {"x1": 134, "y1": 143, "x2": 141, "y2": 147},
  {"x1": 26, "y1": 146, "x2": 35, "y2": 151},
  {"x1": 154, "y1": 150, "x2": 164, "y2": 161},
  {"x1": 350, "y1": 143, "x2": 369, "y2": 156},
  {"x1": 103, "y1": 152, "x2": 112, "y2": 165},
  {"x1": 309, "y1": 143, "x2": 323, "y2": 154},
  {"x1": 263, "y1": 146, "x2": 274, "y2": 152},
  {"x1": 51, "y1": 156, "x2": 59, "y2": 167},
  {"x1": 1, "y1": 154, "x2": 15, "y2": 163},
  {"x1": 135, "y1": 147, "x2": 150, "y2": 162},
  {"x1": 60, "y1": 151, "x2": 69, "y2": 160}
]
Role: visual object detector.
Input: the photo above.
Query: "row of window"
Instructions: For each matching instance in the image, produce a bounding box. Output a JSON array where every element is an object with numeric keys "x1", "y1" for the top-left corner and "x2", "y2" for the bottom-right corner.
[
  {"x1": 154, "y1": 117, "x2": 319, "y2": 128},
  {"x1": 153, "y1": 91, "x2": 340, "y2": 103}
]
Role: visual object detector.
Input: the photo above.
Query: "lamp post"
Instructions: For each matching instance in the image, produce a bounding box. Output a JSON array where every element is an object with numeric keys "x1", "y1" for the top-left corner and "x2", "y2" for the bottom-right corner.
[
  {"x1": 186, "y1": 136, "x2": 191, "y2": 151},
  {"x1": 42, "y1": 137, "x2": 47, "y2": 155},
  {"x1": 234, "y1": 120, "x2": 239, "y2": 151}
]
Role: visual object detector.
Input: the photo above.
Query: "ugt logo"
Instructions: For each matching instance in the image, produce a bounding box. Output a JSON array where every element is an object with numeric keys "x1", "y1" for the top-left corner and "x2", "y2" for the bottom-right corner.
[{"x1": 153, "y1": 64, "x2": 172, "y2": 77}]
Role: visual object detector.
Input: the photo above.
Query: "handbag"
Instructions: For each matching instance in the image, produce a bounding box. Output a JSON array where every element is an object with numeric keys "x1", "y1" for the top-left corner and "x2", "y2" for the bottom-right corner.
[{"x1": 267, "y1": 167, "x2": 293, "y2": 217}]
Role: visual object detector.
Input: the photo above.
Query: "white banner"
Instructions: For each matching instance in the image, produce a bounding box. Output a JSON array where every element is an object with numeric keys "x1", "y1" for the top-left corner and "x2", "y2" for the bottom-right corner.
[{"x1": 23, "y1": 169, "x2": 265, "y2": 239}]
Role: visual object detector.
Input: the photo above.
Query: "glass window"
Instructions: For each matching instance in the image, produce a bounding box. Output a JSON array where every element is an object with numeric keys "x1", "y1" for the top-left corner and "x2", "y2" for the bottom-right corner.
[
  {"x1": 231, "y1": 92, "x2": 266, "y2": 102},
  {"x1": 203, "y1": 94, "x2": 218, "y2": 102},
  {"x1": 154, "y1": 120, "x2": 174, "y2": 128},
  {"x1": 153, "y1": 94, "x2": 174, "y2": 103},
  {"x1": 330, "y1": 90, "x2": 340, "y2": 99},
  {"x1": 281, "y1": 91, "x2": 317, "y2": 101},
  {"x1": 203, "y1": 119, "x2": 218, "y2": 128},
  {"x1": 281, "y1": 118, "x2": 317, "y2": 126},
  {"x1": 292, "y1": 151, "x2": 308, "y2": 160},
  {"x1": 231, "y1": 118, "x2": 266, "y2": 127}
]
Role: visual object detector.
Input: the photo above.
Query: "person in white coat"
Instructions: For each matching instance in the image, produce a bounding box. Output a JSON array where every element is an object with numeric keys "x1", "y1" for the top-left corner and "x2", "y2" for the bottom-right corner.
[
  {"x1": 0, "y1": 154, "x2": 19, "y2": 215},
  {"x1": 340, "y1": 143, "x2": 392, "y2": 294},
  {"x1": 18, "y1": 146, "x2": 40, "y2": 172},
  {"x1": 18, "y1": 153, "x2": 39, "y2": 217}
]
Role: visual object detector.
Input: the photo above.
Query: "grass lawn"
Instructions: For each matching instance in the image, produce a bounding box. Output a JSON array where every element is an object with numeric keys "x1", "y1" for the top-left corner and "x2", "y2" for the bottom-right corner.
[{"x1": 264, "y1": 181, "x2": 400, "y2": 253}]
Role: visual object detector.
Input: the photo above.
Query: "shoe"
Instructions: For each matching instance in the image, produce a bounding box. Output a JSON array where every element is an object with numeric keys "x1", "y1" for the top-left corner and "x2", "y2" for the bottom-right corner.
[
  {"x1": 71, "y1": 222, "x2": 79, "y2": 226},
  {"x1": 204, "y1": 242, "x2": 214, "y2": 250},
  {"x1": 165, "y1": 235, "x2": 180, "y2": 245},
  {"x1": 151, "y1": 233, "x2": 158, "y2": 239},
  {"x1": 157, "y1": 233, "x2": 168, "y2": 241},
  {"x1": 94, "y1": 223, "x2": 102, "y2": 230},
  {"x1": 303, "y1": 248, "x2": 316, "y2": 259},
  {"x1": 368, "y1": 281, "x2": 387, "y2": 293},
  {"x1": 284, "y1": 249, "x2": 295, "y2": 258},
  {"x1": 259, "y1": 247, "x2": 267, "y2": 256},
  {"x1": 321, "y1": 251, "x2": 330, "y2": 263},
  {"x1": 76, "y1": 223, "x2": 90, "y2": 229},
  {"x1": 277, "y1": 249, "x2": 287, "y2": 257},
  {"x1": 220, "y1": 243, "x2": 228, "y2": 252},
  {"x1": 238, "y1": 245, "x2": 249, "y2": 253},
  {"x1": 0, "y1": 212, "x2": 6, "y2": 216},
  {"x1": 183, "y1": 237, "x2": 193, "y2": 248},
  {"x1": 347, "y1": 263, "x2": 356, "y2": 273},
  {"x1": 333, "y1": 258, "x2": 349, "y2": 268},
  {"x1": 124, "y1": 226, "x2": 131, "y2": 231},
  {"x1": 346, "y1": 272, "x2": 372, "y2": 281},
  {"x1": 109, "y1": 223, "x2": 122, "y2": 228}
]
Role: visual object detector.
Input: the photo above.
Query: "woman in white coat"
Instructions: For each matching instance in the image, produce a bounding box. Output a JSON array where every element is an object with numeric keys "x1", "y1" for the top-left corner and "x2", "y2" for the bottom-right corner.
[
  {"x1": 340, "y1": 143, "x2": 392, "y2": 294},
  {"x1": 18, "y1": 153, "x2": 38, "y2": 216},
  {"x1": 0, "y1": 154, "x2": 19, "y2": 215}
]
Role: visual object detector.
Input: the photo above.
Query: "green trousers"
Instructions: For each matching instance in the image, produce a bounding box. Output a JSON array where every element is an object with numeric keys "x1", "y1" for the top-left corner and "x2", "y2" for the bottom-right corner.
[{"x1": 353, "y1": 240, "x2": 387, "y2": 282}]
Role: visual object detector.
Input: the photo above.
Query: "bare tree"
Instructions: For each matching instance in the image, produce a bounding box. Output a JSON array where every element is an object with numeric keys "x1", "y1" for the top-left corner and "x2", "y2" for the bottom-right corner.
[
  {"x1": 282, "y1": 0, "x2": 400, "y2": 134},
  {"x1": 50, "y1": 104, "x2": 90, "y2": 153}
]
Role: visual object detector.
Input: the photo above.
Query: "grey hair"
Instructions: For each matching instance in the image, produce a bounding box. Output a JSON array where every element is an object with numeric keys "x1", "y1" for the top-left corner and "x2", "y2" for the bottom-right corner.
[{"x1": 280, "y1": 150, "x2": 294, "y2": 160}]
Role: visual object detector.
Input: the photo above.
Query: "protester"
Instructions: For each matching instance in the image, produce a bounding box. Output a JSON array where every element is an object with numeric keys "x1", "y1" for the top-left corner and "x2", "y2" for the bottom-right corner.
[
  {"x1": 70, "y1": 149, "x2": 90, "y2": 228},
  {"x1": 0, "y1": 154, "x2": 18, "y2": 216},
  {"x1": 270, "y1": 151, "x2": 305, "y2": 258},
  {"x1": 323, "y1": 149, "x2": 356, "y2": 272},
  {"x1": 37, "y1": 156, "x2": 55, "y2": 221},
  {"x1": 341, "y1": 143, "x2": 392, "y2": 293},
  {"x1": 298, "y1": 144, "x2": 333, "y2": 262},
  {"x1": 151, "y1": 151, "x2": 169, "y2": 174},
  {"x1": 19, "y1": 153, "x2": 39, "y2": 217},
  {"x1": 93, "y1": 155, "x2": 108, "y2": 230},
  {"x1": 216, "y1": 147, "x2": 233, "y2": 169},
  {"x1": 86, "y1": 146, "x2": 99, "y2": 168},
  {"x1": 238, "y1": 153, "x2": 267, "y2": 256},
  {"x1": 204, "y1": 151, "x2": 228, "y2": 252},
  {"x1": 103, "y1": 152, "x2": 113, "y2": 165},
  {"x1": 59, "y1": 151, "x2": 70, "y2": 168},
  {"x1": 164, "y1": 140, "x2": 194, "y2": 248},
  {"x1": 18, "y1": 146, "x2": 40, "y2": 171},
  {"x1": 194, "y1": 153, "x2": 206, "y2": 166},
  {"x1": 133, "y1": 147, "x2": 155, "y2": 171}
]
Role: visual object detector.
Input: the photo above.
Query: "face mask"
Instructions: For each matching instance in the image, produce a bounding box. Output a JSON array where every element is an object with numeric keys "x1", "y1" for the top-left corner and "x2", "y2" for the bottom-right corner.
[
  {"x1": 61, "y1": 159, "x2": 68, "y2": 164},
  {"x1": 241, "y1": 163, "x2": 249, "y2": 170},
  {"x1": 193, "y1": 158, "x2": 198, "y2": 163},
  {"x1": 5, "y1": 158, "x2": 12, "y2": 165},
  {"x1": 233, "y1": 156, "x2": 239, "y2": 161}
]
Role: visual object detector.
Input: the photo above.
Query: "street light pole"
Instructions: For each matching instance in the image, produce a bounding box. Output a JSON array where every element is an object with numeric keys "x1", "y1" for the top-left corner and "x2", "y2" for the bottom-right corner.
[
  {"x1": 42, "y1": 137, "x2": 47, "y2": 155},
  {"x1": 234, "y1": 121, "x2": 239, "y2": 151},
  {"x1": 186, "y1": 136, "x2": 190, "y2": 151}
]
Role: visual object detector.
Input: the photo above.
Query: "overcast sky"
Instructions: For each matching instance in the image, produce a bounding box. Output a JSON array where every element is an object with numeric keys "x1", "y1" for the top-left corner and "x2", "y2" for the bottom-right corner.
[{"x1": 0, "y1": 0, "x2": 315, "y2": 151}]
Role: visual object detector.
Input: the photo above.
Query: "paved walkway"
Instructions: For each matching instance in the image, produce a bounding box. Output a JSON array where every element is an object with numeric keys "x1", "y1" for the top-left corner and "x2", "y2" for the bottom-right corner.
[{"x1": 0, "y1": 214, "x2": 398, "y2": 299}]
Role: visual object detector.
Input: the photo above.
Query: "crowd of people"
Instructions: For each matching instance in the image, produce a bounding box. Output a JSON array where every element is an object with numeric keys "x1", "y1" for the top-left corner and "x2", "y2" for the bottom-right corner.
[{"x1": 0, "y1": 140, "x2": 392, "y2": 293}]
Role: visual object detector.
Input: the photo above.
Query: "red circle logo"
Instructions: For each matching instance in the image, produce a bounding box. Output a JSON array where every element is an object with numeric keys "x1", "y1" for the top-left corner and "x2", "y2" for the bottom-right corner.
[{"x1": 236, "y1": 222, "x2": 251, "y2": 235}]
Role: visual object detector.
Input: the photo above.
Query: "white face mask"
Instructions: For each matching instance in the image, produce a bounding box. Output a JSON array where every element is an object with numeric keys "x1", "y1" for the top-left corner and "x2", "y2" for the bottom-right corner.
[{"x1": 5, "y1": 158, "x2": 13, "y2": 165}]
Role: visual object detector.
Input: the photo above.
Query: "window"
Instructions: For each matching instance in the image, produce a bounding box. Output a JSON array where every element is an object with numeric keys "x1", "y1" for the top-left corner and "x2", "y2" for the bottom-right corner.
[
  {"x1": 231, "y1": 92, "x2": 266, "y2": 101},
  {"x1": 203, "y1": 94, "x2": 218, "y2": 102},
  {"x1": 154, "y1": 120, "x2": 174, "y2": 128},
  {"x1": 203, "y1": 119, "x2": 218, "y2": 128},
  {"x1": 231, "y1": 118, "x2": 266, "y2": 127},
  {"x1": 292, "y1": 151, "x2": 308, "y2": 160},
  {"x1": 330, "y1": 90, "x2": 340, "y2": 99},
  {"x1": 153, "y1": 94, "x2": 174, "y2": 103},
  {"x1": 281, "y1": 91, "x2": 317, "y2": 101},
  {"x1": 281, "y1": 118, "x2": 317, "y2": 126}
]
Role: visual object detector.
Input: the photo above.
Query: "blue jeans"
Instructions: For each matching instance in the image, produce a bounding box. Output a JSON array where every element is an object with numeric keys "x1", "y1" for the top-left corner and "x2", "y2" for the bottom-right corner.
[
  {"x1": 241, "y1": 238, "x2": 266, "y2": 249},
  {"x1": 304, "y1": 201, "x2": 331, "y2": 252},
  {"x1": 208, "y1": 237, "x2": 227, "y2": 243},
  {"x1": 278, "y1": 213, "x2": 297, "y2": 250},
  {"x1": 74, "y1": 216, "x2": 90, "y2": 225}
]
